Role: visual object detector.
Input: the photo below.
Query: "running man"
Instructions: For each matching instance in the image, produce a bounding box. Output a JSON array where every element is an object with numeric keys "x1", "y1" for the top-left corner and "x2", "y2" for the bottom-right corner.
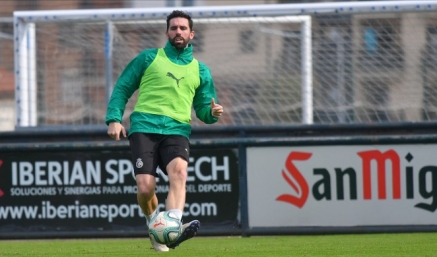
[{"x1": 106, "y1": 10, "x2": 223, "y2": 252}]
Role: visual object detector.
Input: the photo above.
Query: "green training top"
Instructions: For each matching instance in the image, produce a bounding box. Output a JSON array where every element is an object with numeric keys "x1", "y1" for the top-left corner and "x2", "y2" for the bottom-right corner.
[{"x1": 105, "y1": 41, "x2": 219, "y2": 139}]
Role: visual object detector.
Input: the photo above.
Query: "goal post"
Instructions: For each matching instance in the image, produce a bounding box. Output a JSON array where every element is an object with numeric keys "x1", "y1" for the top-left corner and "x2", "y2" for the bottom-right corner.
[
  {"x1": 14, "y1": 6, "x2": 313, "y2": 127},
  {"x1": 14, "y1": 22, "x2": 37, "y2": 127},
  {"x1": 13, "y1": 10, "x2": 313, "y2": 128}
]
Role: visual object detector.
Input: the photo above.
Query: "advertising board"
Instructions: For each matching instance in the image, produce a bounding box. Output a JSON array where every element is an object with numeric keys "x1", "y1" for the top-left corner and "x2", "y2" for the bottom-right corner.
[
  {"x1": 0, "y1": 148, "x2": 239, "y2": 234},
  {"x1": 247, "y1": 145, "x2": 437, "y2": 227}
]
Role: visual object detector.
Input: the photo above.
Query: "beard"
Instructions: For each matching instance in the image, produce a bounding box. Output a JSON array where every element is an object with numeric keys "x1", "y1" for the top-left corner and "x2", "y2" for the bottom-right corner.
[{"x1": 170, "y1": 36, "x2": 189, "y2": 50}]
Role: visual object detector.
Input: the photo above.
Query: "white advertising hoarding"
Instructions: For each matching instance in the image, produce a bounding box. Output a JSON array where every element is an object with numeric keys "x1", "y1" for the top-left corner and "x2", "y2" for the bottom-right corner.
[{"x1": 247, "y1": 145, "x2": 437, "y2": 227}]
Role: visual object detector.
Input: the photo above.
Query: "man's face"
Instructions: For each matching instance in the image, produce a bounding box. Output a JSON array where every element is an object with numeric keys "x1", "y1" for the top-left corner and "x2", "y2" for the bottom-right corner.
[{"x1": 166, "y1": 17, "x2": 194, "y2": 50}]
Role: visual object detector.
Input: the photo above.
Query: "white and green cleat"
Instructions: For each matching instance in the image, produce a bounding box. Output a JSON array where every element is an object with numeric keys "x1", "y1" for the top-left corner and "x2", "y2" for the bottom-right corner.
[
  {"x1": 166, "y1": 220, "x2": 200, "y2": 249},
  {"x1": 149, "y1": 234, "x2": 170, "y2": 252}
]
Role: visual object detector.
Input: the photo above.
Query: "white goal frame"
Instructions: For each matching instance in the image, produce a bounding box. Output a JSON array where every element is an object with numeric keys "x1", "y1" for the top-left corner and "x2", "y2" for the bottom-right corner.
[
  {"x1": 13, "y1": 1, "x2": 437, "y2": 127},
  {"x1": 13, "y1": 5, "x2": 311, "y2": 128}
]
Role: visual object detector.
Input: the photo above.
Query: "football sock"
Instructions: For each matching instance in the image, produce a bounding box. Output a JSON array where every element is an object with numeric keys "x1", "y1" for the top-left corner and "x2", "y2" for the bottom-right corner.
[
  {"x1": 146, "y1": 209, "x2": 158, "y2": 225},
  {"x1": 168, "y1": 209, "x2": 183, "y2": 221}
]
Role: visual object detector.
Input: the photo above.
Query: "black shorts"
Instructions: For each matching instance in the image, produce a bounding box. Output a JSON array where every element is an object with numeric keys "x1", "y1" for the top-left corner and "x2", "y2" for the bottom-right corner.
[{"x1": 128, "y1": 133, "x2": 190, "y2": 177}]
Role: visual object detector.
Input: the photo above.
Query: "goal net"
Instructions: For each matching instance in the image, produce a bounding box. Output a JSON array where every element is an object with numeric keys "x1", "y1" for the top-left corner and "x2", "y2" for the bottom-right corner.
[
  {"x1": 14, "y1": 10, "x2": 311, "y2": 127},
  {"x1": 13, "y1": 2, "x2": 437, "y2": 128}
]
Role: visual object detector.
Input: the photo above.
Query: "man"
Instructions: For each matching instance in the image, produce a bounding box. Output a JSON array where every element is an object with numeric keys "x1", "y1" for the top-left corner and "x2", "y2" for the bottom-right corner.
[{"x1": 105, "y1": 10, "x2": 223, "y2": 252}]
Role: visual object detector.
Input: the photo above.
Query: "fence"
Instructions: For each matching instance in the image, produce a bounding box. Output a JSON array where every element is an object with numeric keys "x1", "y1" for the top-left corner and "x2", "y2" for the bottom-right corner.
[{"x1": 12, "y1": 1, "x2": 437, "y2": 128}]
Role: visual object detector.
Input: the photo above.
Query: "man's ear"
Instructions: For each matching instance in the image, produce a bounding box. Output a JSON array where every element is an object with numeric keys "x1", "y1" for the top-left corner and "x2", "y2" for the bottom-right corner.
[{"x1": 190, "y1": 30, "x2": 195, "y2": 40}]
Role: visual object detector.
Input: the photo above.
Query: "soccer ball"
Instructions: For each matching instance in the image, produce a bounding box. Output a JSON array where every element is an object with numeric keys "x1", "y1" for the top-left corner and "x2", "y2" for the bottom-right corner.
[{"x1": 148, "y1": 211, "x2": 182, "y2": 244}]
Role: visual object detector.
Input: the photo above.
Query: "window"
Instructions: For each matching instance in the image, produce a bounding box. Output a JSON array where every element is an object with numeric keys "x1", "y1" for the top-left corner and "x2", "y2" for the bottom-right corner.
[
  {"x1": 0, "y1": 21, "x2": 13, "y2": 70},
  {"x1": 182, "y1": 0, "x2": 195, "y2": 6},
  {"x1": 239, "y1": 30, "x2": 257, "y2": 53},
  {"x1": 191, "y1": 29, "x2": 204, "y2": 53},
  {"x1": 422, "y1": 26, "x2": 437, "y2": 120},
  {"x1": 427, "y1": 27, "x2": 437, "y2": 52},
  {"x1": 361, "y1": 79, "x2": 390, "y2": 122},
  {"x1": 359, "y1": 19, "x2": 403, "y2": 69},
  {"x1": 138, "y1": 29, "x2": 160, "y2": 49},
  {"x1": 279, "y1": 29, "x2": 300, "y2": 74}
]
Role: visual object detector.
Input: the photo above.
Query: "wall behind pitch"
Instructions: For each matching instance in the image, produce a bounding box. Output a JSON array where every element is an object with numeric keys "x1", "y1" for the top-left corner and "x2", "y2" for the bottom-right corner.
[{"x1": 2, "y1": 123, "x2": 437, "y2": 237}]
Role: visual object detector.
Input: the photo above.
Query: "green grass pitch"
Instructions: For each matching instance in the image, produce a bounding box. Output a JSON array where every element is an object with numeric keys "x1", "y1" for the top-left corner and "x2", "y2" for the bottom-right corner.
[{"x1": 1, "y1": 233, "x2": 437, "y2": 257}]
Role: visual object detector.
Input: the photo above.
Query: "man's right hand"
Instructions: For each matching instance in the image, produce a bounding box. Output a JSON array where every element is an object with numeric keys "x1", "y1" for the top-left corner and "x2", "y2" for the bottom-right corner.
[{"x1": 107, "y1": 122, "x2": 127, "y2": 141}]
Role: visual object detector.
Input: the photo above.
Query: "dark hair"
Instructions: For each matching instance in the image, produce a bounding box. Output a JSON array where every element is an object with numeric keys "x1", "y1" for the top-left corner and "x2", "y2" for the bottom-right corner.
[{"x1": 166, "y1": 10, "x2": 193, "y2": 31}]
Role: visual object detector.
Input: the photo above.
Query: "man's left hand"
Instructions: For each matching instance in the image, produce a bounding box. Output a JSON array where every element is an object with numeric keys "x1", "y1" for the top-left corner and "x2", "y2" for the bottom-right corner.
[{"x1": 211, "y1": 98, "x2": 223, "y2": 118}]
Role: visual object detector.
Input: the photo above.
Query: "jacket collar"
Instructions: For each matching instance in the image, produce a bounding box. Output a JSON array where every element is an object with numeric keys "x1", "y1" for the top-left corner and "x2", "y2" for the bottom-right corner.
[{"x1": 163, "y1": 40, "x2": 193, "y2": 62}]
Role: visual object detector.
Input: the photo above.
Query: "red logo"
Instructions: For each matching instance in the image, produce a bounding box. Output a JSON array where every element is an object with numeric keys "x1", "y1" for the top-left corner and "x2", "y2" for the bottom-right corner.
[
  {"x1": 276, "y1": 149, "x2": 437, "y2": 212},
  {"x1": 153, "y1": 218, "x2": 165, "y2": 228},
  {"x1": 358, "y1": 150, "x2": 401, "y2": 200},
  {"x1": 276, "y1": 152, "x2": 312, "y2": 208}
]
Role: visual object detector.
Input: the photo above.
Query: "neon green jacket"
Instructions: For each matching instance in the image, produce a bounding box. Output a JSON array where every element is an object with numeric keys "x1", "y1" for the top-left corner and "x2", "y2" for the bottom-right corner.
[{"x1": 106, "y1": 41, "x2": 219, "y2": 139}]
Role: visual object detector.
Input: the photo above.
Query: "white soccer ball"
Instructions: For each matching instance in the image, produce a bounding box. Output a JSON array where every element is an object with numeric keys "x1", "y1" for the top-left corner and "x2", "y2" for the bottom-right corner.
[{"x1": 148, "y1": 211, "x2": 182, "y2": 244}]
